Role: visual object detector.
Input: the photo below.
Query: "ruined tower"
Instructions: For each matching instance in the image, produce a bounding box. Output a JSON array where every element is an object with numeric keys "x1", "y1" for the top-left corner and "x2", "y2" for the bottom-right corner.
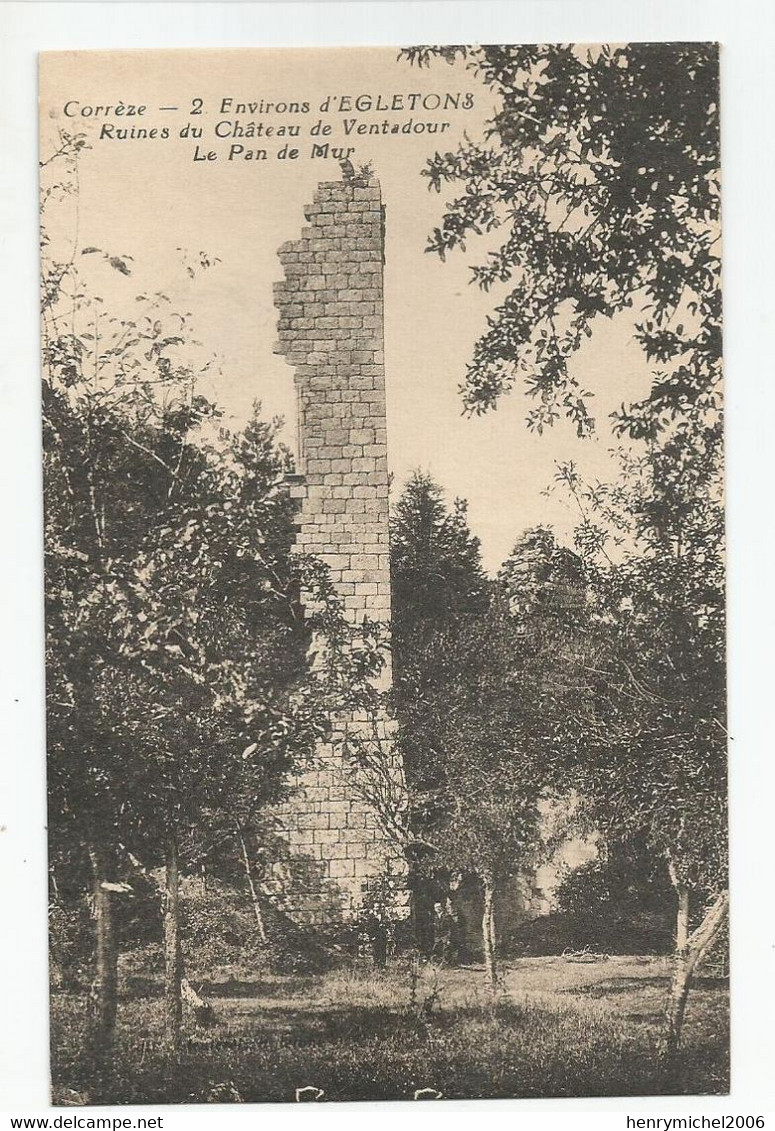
[{"x1": 273, "y1": 174, "x2": 406, "y2": 922}]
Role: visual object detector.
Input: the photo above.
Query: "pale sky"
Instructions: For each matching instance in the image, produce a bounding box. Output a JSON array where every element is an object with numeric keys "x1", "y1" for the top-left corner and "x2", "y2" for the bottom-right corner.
[{"x1": 41, "y1": 47, "x2": 652, "y2": 572}]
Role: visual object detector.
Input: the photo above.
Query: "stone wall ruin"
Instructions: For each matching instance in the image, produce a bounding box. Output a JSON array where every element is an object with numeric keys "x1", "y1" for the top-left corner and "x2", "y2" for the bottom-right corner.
[{"x1": 272, "y1": 173, "x2": 406, "y2": 923}]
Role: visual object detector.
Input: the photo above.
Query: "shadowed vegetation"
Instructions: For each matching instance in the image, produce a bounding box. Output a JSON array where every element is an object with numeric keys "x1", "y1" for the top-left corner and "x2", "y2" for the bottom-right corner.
[{"x1": 51, "y1": 956, "x2": 728, "y2": 1105}]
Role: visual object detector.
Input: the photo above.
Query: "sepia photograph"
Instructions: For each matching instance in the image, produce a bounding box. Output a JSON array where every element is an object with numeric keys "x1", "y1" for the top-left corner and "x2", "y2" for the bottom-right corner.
[{"x1": 38, "y1": 41, "x2": 727, "y2": 1105}]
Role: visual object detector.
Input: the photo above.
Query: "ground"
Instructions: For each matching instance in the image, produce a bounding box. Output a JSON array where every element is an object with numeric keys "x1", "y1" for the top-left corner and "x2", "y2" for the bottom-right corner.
[{"x1": 51, "y1": 955, "x2": 729, "y2": 1105}]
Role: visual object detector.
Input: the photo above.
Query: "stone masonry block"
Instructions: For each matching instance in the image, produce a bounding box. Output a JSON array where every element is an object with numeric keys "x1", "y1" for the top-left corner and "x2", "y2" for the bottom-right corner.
[
  {"x1": 313, "y1": 828, "x2": 340, "y2": 845},
  {"x1": 297, "y1": 812, "x2": 330, "y2": 831},
  {"x1": 330, "y1": 859, "x2": 356, "y2": 879}
]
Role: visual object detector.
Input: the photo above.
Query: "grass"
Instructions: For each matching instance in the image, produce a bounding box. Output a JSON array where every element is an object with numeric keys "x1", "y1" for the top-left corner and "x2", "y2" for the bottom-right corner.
[{"x1": 51, "y1": 955, "x2": 729, "y2": 1105}]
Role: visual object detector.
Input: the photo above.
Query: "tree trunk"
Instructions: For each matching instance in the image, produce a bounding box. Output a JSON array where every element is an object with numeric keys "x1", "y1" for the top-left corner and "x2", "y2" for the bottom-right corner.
[
  {"x1": 482, "y1": 876, "x2": 497, "y2": 995},
  {"x1": 181, "y1": 977, "x2": 216, "y2": 1026},
  {"x1": 663, "y1": 889, "x2": 729, "y2": 1076},
  {"x1": 676, "y1": 884, "x2": 690, "y2": 952},
  {"x1": 238, "y1": 829, "x2": 268, "y2": 945},
  {"x1": 409, "y1": 873, "x2": 436, "y2": 958},
  {"x1": 163, "y1": 834, "x2": 183, "y2": 1054},
  {"x1": 87, "y1": 845, "x2": 119, "y2": 1062}
]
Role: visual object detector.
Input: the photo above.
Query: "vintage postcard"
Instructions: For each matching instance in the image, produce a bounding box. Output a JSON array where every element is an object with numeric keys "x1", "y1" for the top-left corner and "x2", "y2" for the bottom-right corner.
[{"x1": 40, "y1": 44, "x2": 726, "y2": 1103}]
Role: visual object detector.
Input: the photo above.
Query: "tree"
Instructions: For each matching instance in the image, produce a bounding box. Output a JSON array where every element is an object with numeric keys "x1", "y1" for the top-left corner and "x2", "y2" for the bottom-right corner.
[
  {"x1": 390, "y1": 470, "x2": 489, "y2": 799},
  {"x1": 390, "y1": 473, "x2": 485, "y2": 952},
  {"x1": 402, "y1": 44, "x2": 726, "y2": 1063},
  {"x1": 390, "y1": 478, "x2": 567, "y2": 985},
  {"x1": 390, "y1": 470, "x2": 489, "y2": 632},
  {"x1": 400, "y1": 43, "x2": 721, "y2": 443},
  {"x1": 554, "y1": 452, "x2": 726, "y2": 1071},
  {"x1": 41, "y1": 135, "x2": 385, "y2": 1055},
  {"x1": 44, "y1": 339, "x2": 318, "y2": 1052},
  {"x1": 415, "y1": 601, "x2": 546, "y2": 991}
]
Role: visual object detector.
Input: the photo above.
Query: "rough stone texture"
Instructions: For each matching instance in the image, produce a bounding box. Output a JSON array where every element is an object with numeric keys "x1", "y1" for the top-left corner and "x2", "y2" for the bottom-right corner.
[{"x1": 273, "y1": 176, "x2": 406, "y2": 922}]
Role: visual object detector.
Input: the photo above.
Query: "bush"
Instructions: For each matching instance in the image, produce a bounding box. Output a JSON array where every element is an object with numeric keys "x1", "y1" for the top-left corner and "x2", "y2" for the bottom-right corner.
[
  {"x1": 49, "y1": 898, "x2": 93, "y2": 991},
  {"x1": 504, "y1": 849, "x2": 675, "y2": 956},
  {"x1": 181, "y1": 881, "x2": 268, "y2": 974}
]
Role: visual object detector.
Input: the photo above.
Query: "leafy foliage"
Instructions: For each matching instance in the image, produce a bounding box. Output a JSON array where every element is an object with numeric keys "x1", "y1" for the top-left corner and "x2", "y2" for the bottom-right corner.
[
  {"x1": 390, "y1": 476, "x2": 566, "y2": 894},
  {"x1": 549, "y1": 450, "x2": 726, "y2": 894},
  {"x1": 403, "y1": 43, "x2": 726, "y2": 906},
  {"x1": 390, "y1": 470, "x2": 489, "y2": 635},
  {"x1": 42, "y1": 135, "x2": 386, "y2": 906},
  {"x1": 402, "y1": 43, "x2": 721, "y2": 444}
]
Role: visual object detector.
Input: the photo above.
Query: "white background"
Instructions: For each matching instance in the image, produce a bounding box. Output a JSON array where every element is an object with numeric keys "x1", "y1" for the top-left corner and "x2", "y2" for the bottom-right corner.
[{"x1": 1, "y1": 1, "x2": 774, "y2": 1125}]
